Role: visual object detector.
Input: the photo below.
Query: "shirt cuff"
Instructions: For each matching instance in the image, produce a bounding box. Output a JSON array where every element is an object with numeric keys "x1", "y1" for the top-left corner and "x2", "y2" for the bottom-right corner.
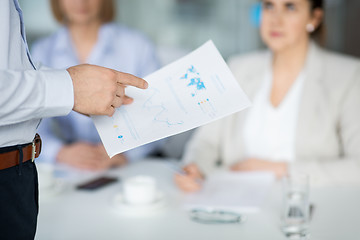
[{"x1": 41, "y1": 70, "x2": 74, "y2": 117}]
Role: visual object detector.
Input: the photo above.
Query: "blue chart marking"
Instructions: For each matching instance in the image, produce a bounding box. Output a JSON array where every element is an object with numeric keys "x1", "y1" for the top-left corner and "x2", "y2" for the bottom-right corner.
[
  {"x1": 179, "y1": 65, "x2": 217, "y2": 118},
  {"x1": 111, "y1": 116, "x2": 125, "y2": 143},
  {"x1": 117, "y1": 108, "x2": 140, "y2": 141},
  {"x1": 180, "y1": 65, "x2": 206, "y2": 98},
  {"x1": 197, "y1": 98, "x2": 217, "y2": 118},
  {"x1": 117, "y1": 135, "x2": 124, "y2": 144},
  {"x1": 143, "y1": 88, "x2": 184, "y2": 127}
]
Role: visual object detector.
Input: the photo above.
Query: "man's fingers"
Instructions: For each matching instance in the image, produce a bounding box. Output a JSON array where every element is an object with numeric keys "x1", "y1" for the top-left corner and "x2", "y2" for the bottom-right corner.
[
  {"x1": 115, "y1": 72, "x2": 148, "y2": 89},
  {"x1": 112, "y1": 95, "x2": 123, "y2": 109},
  {"x1": 70, "y1": 64, "x2": 146, "y2": 116},
  {"x1": 107, "y1": 106, "x2": 116, "y2": 117},
  {"x1": 116, "y1": 85, "x2": 125, "y2": 97},
  {"x1": 123, "y1": 96, "x2": 134, "y2": 105}
]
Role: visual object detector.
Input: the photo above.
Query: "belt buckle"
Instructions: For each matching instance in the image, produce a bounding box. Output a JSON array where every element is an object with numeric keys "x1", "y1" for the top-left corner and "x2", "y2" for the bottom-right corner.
[{"x1": 31, "y1": 141, "x2": 36, "y2": 162}]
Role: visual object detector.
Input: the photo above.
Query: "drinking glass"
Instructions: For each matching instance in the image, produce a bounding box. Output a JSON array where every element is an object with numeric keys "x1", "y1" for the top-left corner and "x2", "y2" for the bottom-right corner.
[{"x1": 280, "y1": 172, "x2": 310, "y2": 238}]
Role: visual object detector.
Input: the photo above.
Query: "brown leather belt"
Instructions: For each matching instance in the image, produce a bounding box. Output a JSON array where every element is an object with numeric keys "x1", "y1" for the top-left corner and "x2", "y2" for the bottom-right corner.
[{"x1": 0, "y1": 134, "x2": 42, "y2": 170}]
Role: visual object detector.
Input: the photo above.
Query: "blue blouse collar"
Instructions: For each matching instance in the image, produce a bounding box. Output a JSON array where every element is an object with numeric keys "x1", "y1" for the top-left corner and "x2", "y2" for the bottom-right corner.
[{"x1": 52, "y1": 22, "x2": 117, "y2": 64}]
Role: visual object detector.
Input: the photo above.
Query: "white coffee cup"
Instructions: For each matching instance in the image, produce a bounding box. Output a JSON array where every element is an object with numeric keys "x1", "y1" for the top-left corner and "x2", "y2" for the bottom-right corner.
[{"x1": 123, "y1": 175, "x2": 157, "y2": 205}]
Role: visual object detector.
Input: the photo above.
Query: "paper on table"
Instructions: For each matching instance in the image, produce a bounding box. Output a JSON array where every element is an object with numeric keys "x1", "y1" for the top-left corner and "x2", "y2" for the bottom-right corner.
[
  {"x1": 91, "y1": 40, "x2": 251, "y2": 157},
  {"x1": 183, "y1": 172, "x2": 275, "y2": 213}
]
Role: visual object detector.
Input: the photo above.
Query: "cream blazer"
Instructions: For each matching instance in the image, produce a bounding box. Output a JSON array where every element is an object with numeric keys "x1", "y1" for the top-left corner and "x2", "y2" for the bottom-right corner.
[{"x1": 182, "y1": 43, "x2": 360, "y2": 186}]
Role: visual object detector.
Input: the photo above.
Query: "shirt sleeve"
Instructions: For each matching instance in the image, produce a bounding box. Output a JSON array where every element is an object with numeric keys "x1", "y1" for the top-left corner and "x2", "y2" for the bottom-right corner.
[
  {"x1": 30, "y1": 39, "x2": 47, "y2": 66},
  {"x1": 0, "y1": 67, "x2": 74, "y2": 126}
]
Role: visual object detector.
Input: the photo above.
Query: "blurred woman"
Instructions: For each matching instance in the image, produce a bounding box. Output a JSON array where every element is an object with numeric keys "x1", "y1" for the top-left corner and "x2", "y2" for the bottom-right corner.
[
  {"x1": 176, "y1": 0, "x2": 360, "y2": 191},
  {"x1": 31, "y1": 0, "x2": 161, "y2": 170}
]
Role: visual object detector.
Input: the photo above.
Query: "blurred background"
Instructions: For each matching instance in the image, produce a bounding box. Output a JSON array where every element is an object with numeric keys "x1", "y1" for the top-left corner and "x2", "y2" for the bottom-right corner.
[{"x1": 20, "y1": 0, "x2": 360, "y2": 65}]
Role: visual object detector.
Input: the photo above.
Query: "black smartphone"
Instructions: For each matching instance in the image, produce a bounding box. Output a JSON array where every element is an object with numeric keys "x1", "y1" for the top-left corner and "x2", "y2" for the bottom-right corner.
[{"x1": 76, "y1": 176, "x2": 119, "y2": 190}]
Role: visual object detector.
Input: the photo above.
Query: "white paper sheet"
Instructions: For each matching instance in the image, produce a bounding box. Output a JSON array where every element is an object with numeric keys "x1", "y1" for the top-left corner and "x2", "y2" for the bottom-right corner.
[
  {"x1": 183, "y1": 172, "x2": 275, "y2": 213},
  {"x1": 92, "y1": 40, "x2": 251, "y2": 157}
]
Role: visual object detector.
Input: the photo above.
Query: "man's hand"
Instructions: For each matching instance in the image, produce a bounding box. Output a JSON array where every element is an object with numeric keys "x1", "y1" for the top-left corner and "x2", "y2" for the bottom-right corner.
[{"x1": 67, "y1": 64, "x2": 148, "y2": 116}]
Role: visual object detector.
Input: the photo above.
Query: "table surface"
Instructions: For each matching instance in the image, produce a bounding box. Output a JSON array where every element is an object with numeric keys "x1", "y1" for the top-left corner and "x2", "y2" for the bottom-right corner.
[{"x1": 35, "y1": 159, "x2": 360, "y2": 240}]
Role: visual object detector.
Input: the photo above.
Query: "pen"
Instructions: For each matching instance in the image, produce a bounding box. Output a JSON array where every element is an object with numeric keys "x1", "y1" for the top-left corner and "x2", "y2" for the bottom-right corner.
[
  {"x1": 163, "y1": 161, "x2": 187, "y2": 175},
  {"x1": 163, "y1": 161, "x2": 204, "y2": 184}
]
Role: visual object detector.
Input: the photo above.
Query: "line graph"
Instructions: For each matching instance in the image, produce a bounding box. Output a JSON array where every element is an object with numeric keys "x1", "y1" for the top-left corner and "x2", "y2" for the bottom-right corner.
[{"x1": 142, "y1": 88, "x2": 184, "y2": 127}]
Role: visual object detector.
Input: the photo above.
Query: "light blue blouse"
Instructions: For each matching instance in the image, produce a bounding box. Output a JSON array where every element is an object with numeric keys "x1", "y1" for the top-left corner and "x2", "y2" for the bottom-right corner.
[{"x1": 31, "y1": 23, "x2": 161, "y2": 163}]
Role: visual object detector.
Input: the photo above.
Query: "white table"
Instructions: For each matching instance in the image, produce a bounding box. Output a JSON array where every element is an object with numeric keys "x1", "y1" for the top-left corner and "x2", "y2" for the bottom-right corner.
[{"x1": 35, "y1": 160, "x2": 360, "y2": 240}]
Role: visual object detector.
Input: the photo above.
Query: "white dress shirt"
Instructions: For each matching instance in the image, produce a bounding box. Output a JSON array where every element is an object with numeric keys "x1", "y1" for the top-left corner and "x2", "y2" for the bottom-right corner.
[
  {"x1": 0, "y1": 0, "x2": 73, "y2": 147},
  {"x1": 31, "y1": 23, "x2": 161, "y2": 162},
  {"x1": 242, "y1": 66, "x2": 305, "y2": 162}
]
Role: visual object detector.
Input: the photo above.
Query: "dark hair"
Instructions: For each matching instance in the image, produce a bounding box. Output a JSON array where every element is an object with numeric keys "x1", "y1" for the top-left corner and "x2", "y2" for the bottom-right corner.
[
  {"x1": 308, "y1": 0, "x2": 326, "y2": 44},
  {"x1": 50, "y1": 0, "x2": 115, "y2": 24}
]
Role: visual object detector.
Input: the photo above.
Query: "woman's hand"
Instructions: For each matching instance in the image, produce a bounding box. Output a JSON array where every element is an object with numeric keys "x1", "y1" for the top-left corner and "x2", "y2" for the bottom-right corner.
[
  {"x1": 230, "y1": 158, "x2": 288, "y2": 178},
  {"x1": 95, "y1": 144, "x2": 128, "y2": 169},
  {"x1": 56, "y1": 142, "x2": 127, "y2": 170},
  {"x1": 174, "y1": 163, "x2": 204, "y2": 192}
]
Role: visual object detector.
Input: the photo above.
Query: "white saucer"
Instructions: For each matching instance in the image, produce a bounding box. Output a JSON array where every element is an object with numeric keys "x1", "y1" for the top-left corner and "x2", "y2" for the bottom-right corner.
[{"x1": 112, "y1": 191, "x2": 166, "y2": 215}]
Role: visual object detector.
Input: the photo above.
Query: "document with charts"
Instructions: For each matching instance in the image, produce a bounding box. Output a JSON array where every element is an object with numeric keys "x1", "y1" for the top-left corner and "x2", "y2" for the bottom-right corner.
[{"x1": 92, "y1": 40, "x2": 251, "y2": 157}]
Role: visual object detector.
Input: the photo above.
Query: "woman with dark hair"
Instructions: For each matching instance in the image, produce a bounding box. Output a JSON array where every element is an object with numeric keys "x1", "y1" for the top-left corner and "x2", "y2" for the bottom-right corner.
[
  {"x1": 31, "y1": 0, "x2": 161, "y2": 170},
  {"x1": 176, "y1": 0, "x2": 360, "y2": 191}
]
